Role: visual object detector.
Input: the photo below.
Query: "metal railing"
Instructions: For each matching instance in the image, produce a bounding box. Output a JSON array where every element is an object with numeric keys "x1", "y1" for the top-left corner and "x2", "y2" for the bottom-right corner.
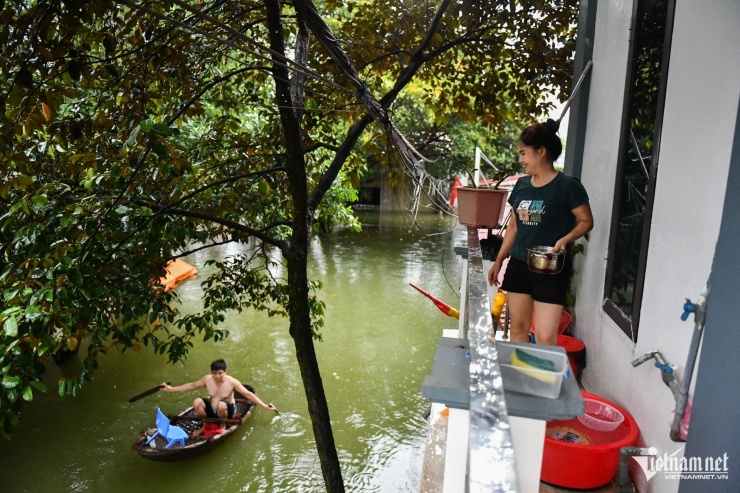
[{"x1": 465, "y1": 227, "x2": 519, "y2": 492}]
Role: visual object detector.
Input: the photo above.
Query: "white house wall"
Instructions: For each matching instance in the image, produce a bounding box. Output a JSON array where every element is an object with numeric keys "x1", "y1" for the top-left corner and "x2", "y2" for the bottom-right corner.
[{"x1": 573, "y1": 1, "x2": 740, "y2": 493}]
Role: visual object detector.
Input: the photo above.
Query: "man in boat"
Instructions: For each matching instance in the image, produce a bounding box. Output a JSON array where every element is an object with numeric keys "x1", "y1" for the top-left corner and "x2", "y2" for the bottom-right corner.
[{"x1": 162, "y1": 359, "x2": 277, "y2": 432}]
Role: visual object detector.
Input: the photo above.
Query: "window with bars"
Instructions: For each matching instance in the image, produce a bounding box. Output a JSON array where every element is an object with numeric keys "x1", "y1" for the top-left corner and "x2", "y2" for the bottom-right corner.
[{"x1": 603, "y1": 0, "x2": 676, "y2": 340}]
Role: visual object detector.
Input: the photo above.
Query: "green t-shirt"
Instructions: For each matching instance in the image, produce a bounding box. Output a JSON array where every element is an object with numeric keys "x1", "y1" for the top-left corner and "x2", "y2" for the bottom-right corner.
[{"x1": 507, "y1": 173, "x2": 590, "y2": 262}]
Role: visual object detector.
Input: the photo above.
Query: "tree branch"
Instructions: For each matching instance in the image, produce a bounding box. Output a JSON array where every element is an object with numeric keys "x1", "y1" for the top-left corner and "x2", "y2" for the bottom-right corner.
[
  {"x1": 304, "y1": 141, "x2": 340, "y2": 154},
  {"x1": 129, "y1": 0, "x2": 351, "y2": 94},
  {"x1": 171, "y1": 166, "x2": 288, "y2": 209},
  {"x1": 129, "y1": 198, "x2": 289, "y2": 252},
  {"x1": 306, "y1": 0, "x2": 454, "y2": 209},
  {"x1": 167, "y1": 65, "x2": 272, "y2": 125},
  {"x1": 265, "y1": 0, "x2": 309, "y2": 222},
  {"x1": 172, "y1": 238, "x2": 240, "y2": 258}
]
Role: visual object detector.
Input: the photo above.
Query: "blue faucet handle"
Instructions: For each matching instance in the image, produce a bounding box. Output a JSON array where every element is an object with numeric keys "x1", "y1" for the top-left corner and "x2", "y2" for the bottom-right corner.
[
  {"x1": 655, "y1": 361, "x2": 674, "y2": 374},
  {"x1": 681, "y1": 299, "x2": 695, "y2": 321}
]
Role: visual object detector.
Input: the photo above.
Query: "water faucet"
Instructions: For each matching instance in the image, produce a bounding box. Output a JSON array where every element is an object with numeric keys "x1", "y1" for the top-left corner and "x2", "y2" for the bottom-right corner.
[
  {"x1": 631, "y1": 350, "x2": 680, "y2": 400},
  {"x1": 631, "y1": 350, "x2": 658, "y2": 367}
]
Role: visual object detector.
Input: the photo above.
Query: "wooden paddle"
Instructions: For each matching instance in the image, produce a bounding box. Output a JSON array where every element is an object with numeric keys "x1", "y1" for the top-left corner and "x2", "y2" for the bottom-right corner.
[
  {"x1": 169, "y1": 415, "x2": 241, "y2": 426},
  {"x1": 234, "y1": 397, "x2": 280, "y2": 415},
  {"x1": 128, "y1": 382, "x2": 170, "y2": 403}
]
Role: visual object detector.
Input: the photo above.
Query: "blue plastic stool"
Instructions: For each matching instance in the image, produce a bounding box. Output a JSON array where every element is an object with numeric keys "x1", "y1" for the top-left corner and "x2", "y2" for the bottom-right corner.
[{"x1": 144, "y1": 408, "x2": 189, "y2": 448}]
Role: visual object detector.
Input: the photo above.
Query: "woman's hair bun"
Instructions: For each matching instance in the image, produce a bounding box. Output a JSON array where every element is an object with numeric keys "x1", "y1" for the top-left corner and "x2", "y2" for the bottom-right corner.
[
  {"x1": 518, "y1": 118, "x2": 563, "y2": 161},
  {"x1": 544, "y1": 118, "x2": 560, "y2": 134}
]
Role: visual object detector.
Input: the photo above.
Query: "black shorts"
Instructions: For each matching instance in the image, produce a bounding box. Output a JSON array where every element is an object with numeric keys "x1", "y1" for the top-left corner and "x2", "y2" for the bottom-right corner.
[
  {"x1": 201, "y1": 397, "x2": 235, "y2": 419},
  {"x1": 501, "y1": 257, "x2": 572, "y2": 305}
]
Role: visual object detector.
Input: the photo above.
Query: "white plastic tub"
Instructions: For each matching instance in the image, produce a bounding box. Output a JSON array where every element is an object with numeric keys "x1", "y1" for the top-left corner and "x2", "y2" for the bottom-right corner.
[{"x1": 497, "y1": 343, "x2": 569, "y2": 399}]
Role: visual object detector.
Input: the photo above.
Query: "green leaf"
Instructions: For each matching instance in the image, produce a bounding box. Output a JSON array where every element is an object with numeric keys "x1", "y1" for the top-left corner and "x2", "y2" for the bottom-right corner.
[
  {"x1": 151, "y1": 140, "x2": 170, "y2": 160},
  {"x1": 67, "y1": 59, "x2": 81, "y2": 82},
  {"x1": 258, "y1": 178, "x2": 271, "y2": 195},
  {"x1": 151, "y1": 123, "x2": 173, "y2": 137},
  {"x1": 2, "y1": 376, "x2": 20, "y2": 389},
  {"x1": 21, "y1": 386, "x2": 33, "y2": 402},
  {"x1": 126, "y1": 126, "x2": 141, "y2": 147},
  {"x1": 5, "y1": 409, "x2": 20, "y2": 427},
  {"x1": 103, "y1": 35, "x2": 116, "y2": 54},
  {"x1": 31, "y1": 194, "x2": 48, "y2": 210},
  {"x1": 105, "y1": 64, "x2": 119, "y2": 79},
  {"x1": 565, "y1": 292, "x2": 576, "y2": 308},
  {"x1": 29, "y1": 381, "x2": 46, "y2": 392},
  {"x1": 17, "y1": 66, "x2": 34, "y2": 87},
  {"x1": 2, "y1": 317, "x2": 17, "y2": 337}
]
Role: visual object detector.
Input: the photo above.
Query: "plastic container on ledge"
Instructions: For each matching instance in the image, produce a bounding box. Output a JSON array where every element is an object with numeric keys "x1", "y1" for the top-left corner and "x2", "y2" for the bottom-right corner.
[{"x1": 497, "y1": 342, "x2": 569, "y2": 399}]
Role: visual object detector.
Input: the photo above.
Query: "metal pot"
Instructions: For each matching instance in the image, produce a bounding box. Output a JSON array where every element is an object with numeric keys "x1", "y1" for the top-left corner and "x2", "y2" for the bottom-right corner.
[{"x1": 527, "y1": 246, "x2": 565, "y2": 274}]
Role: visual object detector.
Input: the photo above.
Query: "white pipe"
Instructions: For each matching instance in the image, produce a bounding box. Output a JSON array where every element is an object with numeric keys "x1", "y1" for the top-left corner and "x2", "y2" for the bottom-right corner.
[
  {"x1": 557, "y1": 60, "x2": 593, "y2": 124},
  {"x1": 671, "y1": 284, "x2": 709, "y2": 441},
  {"x1": 474, "y1": 147, "x2": 481, "y2": 187}
]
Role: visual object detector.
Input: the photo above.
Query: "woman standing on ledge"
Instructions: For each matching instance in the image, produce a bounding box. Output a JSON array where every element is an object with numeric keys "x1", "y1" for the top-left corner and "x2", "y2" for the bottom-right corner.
[{"x1": 487, "y1": 119, "x2": 593, "y2": 346}]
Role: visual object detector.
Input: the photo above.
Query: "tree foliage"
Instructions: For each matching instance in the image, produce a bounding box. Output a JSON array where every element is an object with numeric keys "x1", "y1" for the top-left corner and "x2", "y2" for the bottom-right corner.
[{"x1": 1, "y1": 0, "x2": 577, "y2": 489}]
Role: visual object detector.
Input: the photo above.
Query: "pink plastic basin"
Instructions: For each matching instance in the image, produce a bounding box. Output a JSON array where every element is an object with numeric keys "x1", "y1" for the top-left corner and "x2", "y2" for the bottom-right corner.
[
  {"x1": 541, "y1": 391, "x2": 639, "y2": 489},
  {"x1": 578, "y1": 398, "x2": 625, "y2": 432}
]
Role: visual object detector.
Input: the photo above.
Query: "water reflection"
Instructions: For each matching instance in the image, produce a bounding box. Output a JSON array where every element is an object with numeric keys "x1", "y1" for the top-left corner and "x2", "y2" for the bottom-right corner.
[{"x1": 0, "y1": 210, "x2": 461, "y2": 493}]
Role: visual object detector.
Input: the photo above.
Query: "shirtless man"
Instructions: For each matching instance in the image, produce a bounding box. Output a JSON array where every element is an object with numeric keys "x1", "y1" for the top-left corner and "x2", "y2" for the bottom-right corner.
[{"x1": 162, "y1": 359, "x2": 277, "y2": 430}]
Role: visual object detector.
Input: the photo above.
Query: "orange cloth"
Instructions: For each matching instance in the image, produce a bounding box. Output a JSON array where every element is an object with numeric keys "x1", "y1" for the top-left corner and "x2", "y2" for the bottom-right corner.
[
  {"x1": 202, "y1": 423, "x2": 223, "y2": 436},
  {"x1": 449, "y1": 176, "x2": 462, "y2": 206},
  {"x1": 159, "y1": 259, "x2": 197, "y2": 291}
]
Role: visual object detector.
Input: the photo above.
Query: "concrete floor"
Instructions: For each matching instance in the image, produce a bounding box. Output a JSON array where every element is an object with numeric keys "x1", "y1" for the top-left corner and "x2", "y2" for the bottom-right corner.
[{"x1": 418, "y1": 403, "x2": 448, "y2": 492}]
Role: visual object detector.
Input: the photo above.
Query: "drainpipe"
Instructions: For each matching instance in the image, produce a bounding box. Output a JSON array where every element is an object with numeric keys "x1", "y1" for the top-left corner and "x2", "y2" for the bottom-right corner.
[
  {"x1": 631, "y1": 287, "x2": 710, "y2": 442},
  {"x1": 616, "y1": 446, "x2": 657, "y2": 493},
  {"x1": 671, "y1": 286, "x2": 709, "y2": 442}
]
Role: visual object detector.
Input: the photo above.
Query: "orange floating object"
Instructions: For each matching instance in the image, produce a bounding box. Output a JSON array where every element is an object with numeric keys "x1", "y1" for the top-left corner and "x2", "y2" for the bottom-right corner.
[
  {"x1": 409, "y1": 283, "x2": 460, "y2": 319},
  {"x1": 492, "y1": 292, "x2": 507, "y2": 326},
  {"x1": 160, "y1": 259, "x2": 198, "y2": 291}
]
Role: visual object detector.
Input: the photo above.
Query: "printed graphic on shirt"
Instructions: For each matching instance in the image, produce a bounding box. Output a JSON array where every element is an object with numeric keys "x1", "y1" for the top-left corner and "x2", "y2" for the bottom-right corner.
[{"x1": 516, "y1": 199, "x2": 545, "y2": 225}]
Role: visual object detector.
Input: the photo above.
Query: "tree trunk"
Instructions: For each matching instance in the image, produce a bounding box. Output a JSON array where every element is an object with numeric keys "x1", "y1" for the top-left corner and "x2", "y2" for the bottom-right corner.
[
  {"x1": 264, "y1": 1, "x2": 345, "y2": 490},
  {"x1": 287, "y1": 250, "x2": 345, "y2": 492}
]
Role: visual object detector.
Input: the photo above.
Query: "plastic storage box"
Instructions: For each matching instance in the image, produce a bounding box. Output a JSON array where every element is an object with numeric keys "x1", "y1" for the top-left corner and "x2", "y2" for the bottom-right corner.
[{"x1": 498, "y1": 342, "x2": 569, "y2": 399}]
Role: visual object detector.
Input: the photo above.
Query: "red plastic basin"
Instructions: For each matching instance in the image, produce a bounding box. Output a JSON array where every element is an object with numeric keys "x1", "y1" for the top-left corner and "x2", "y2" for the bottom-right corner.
[
  {"x1": 557, "y1": 335, "x2": 586, "y2": 380},
  {"x1": 541, "y1": 391, "x2": 639, "y2": 489}
]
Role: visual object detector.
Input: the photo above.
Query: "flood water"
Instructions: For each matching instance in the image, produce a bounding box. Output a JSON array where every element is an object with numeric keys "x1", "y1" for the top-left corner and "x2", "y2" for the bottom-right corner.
[{"x1": 0, "y1": 211, "x2": 463, "y2": 493}]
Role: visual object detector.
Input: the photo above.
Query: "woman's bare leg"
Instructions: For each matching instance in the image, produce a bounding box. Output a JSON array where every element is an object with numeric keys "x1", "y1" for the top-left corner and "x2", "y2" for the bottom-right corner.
[
  {"x1": 532, "y1": 302, "x2": 563, "y2": 346},
  {"x1": 506, "y1": 292, "x2": 534, "y2": 343}
]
